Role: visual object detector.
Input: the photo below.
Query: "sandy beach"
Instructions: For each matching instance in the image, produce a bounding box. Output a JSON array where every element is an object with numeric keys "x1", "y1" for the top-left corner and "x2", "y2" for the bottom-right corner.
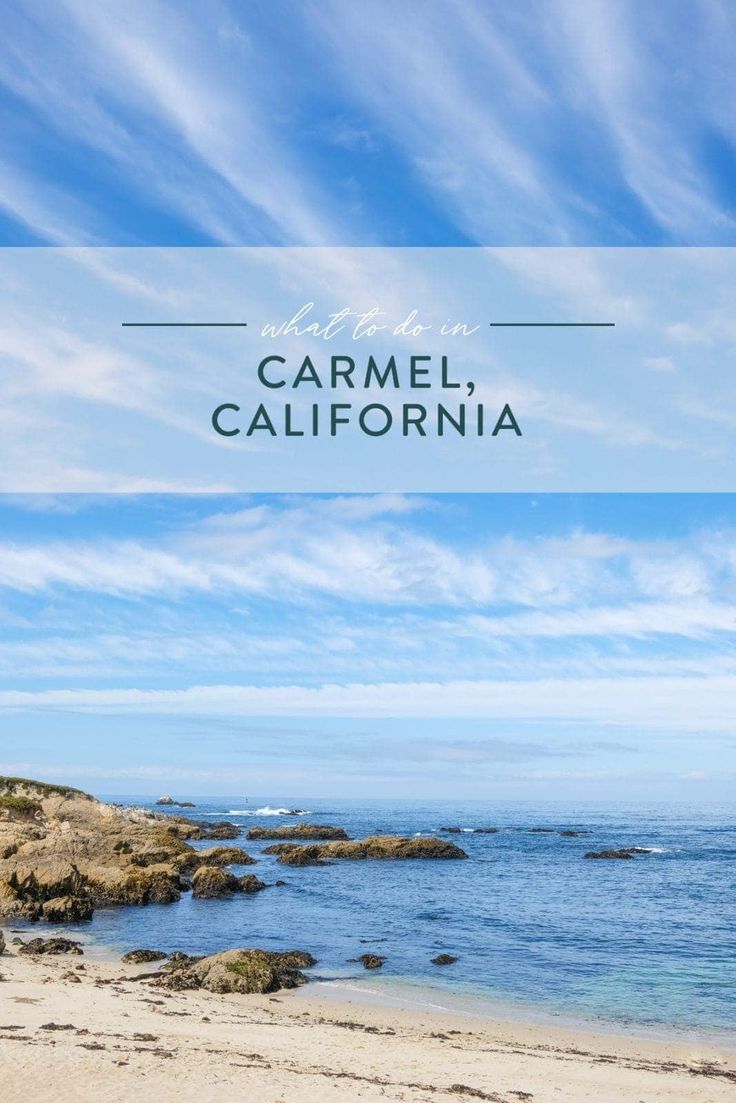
[{"x1": 1, "y1": 943, "x2": 733, "y2": 1103}]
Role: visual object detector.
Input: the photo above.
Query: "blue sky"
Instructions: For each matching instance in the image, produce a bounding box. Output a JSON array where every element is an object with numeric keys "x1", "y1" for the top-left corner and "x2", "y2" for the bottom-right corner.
[
  {"x1": 1, "y1": 493, "x2": 735, "y2": 799},
  {"x1": 1, "y1": 0, "x2": 736, "y2": 245}
]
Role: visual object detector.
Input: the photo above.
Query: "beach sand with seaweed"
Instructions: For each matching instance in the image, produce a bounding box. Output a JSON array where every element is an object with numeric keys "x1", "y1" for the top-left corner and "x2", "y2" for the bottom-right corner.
[{"x1": 1, "y1": 945, "x2": 734, "y2": 1103}]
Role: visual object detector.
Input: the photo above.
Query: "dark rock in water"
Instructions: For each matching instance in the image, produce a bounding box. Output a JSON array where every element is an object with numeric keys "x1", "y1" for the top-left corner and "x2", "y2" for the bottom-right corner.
[
  {"x1": 356, "y1": 953, "x2": 385, "y2": 970},
  {"x1": 191, "y1": 866, "x2": 240, "y2": 898},
  {"x1": 191, "y1": 866, "x2": 268, "y2": 897},
  {"x1": 271, "y1": 844, "x2": 328, "y2": 867},
  {"x1": 18, "y1": 937, "x2": 83, "y2": 956},
  {"x1": 440, "y1": 826, "x2": 463, "y2": 834},
  {"x1": 181, "y1": 846, "x2": 255, "y2": 873},
  {"x1": 276, "y1": 950, "x2": 316, "y2": 969},
  {"x1": 201, "y1": 822, "x2": 240, "y2": 840},
  {"x1": 165, "y1": 951, "x2": 202, "y2": 967},
  {"x1": 529, "y1": 828, "x2": 555, "y2": 833},
  {"x1": 473, "y1": 828, "x2": 499, "y2": 834},
  {"x1": 93, "y1": 868, "x2": 182, "y2": 907},
  {"x1": 560, "y1": 830, "x2": 589, "y2": 837},
  {"x1": 432, "y1": 954, "x2": 458, "y2": 965},
  {"x1": 41, "y1": 895, "x2": 94, "y2": 923},
  {"x1": 155, "y1": 796, "x2": 195, "y2": 808},
  {"x1": 152, "y1": 948, "x2": 314, "y2": 994},
  {"x1": 274, "y1": 880, "x2": 287, "y2": 887},
  {"x1": 272, "y1": 836, "x2": 468, "y2": 865},
  {"x1": 238, "y1": 874, "x2": 267, "y2": 894},
  {"x1": 121, "y1": 949, "x2": 168, "y2": 964},
  {"x1": 247, "y1": 824, "x2": 350, "y2": 841},
  {"x1": 584, "y1": 847, "x2": 648, "y2": 860}
]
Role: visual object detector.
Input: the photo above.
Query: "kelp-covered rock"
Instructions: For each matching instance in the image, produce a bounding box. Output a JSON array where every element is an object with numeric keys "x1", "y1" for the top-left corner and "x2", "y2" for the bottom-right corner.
[
  {"x1": 238, "y1": 874, "x2": 267, "y2": 893},
  {"x1": 18, "y1": 936, "x2": 83, "y2": 956},
  {"x1": 91, "y1": 867, "x2": 183, "y2": 906},
  {"x1": 162, "y1": 818, "x2": 240, "y2": 842},
  {"x1": 199, "y1": 821, "x2": 240, "y2": 840},
  {"x1": 191, "y1": 867, "x2": 267, "y2": 897},
  {"x1": 122, "y1": 948, "x2": 168, "y2": 964},
  {"x1": 272, "y1": 835, "x2": 468, "y2": 865},
  {"x1": 152, "y1": 948, "x2": 315, "y2": 994},
  {"x1": 41, "y1": 894, "x2": 94, "y2": 922},
  {"x1": 268, "y1": 843, "x2": 328, "y2": 867},
  {"x1": 180, "y1": 846, "x2": 255, "y2": 873},
  {"x1": 354, "y1": 953, "x2": 385, "y2": 969},
  {"x1": 584, "y1": 847, "x2": 650, "y2": 860},
  {"x1": 247, "y1": 824, "x2": 349, "y2": 841},
  {"x1": 0, "y1": 775, "x2": 216, "y2": 922},
  {"x1": 191, "y1": 866, "x2": 241, "y2": 898}
]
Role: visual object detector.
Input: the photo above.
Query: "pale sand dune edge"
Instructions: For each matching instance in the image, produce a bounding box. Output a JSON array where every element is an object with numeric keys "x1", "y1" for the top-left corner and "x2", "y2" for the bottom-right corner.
[{"x1": 0, "y1": 949, "x2": 734, "y2": 1103}]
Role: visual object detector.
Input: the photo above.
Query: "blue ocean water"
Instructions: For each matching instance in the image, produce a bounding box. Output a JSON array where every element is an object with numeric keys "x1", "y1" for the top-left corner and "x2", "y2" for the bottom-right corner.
[{"x1": 66, "y1": 798, "x2": 736, "y2": 1036}]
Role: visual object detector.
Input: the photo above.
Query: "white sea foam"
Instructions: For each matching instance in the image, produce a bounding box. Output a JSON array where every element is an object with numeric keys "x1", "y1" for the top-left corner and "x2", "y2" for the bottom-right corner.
[{"x1": 226, "y1": 806, "x2": 311, "y2": 817}]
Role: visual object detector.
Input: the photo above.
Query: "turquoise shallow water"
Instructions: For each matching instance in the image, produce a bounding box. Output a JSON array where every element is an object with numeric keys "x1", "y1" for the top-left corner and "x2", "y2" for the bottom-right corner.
[{"x1": 37, "y1": 797, "x2": 736, "y2": 1037}]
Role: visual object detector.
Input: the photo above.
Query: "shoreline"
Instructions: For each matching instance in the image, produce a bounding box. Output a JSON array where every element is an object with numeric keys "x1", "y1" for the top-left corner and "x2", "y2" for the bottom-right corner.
[
  {"x1": 1, "y1": 944, "x2": 734, "y2": 1103},
  {"x1": 295, "y1": 976, "x2": 736, "y2": 1052},
  {"x1": 9, "y1": 919, "x2": 733, "y2": 1052}
]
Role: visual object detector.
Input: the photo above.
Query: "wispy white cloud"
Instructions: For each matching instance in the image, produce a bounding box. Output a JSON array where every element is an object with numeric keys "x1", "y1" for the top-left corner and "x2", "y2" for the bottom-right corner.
[
  {"x1": 0, "y1": 498, "x2": 733, "y2": 614},
  {"x1": 2, "y1": 672, "x2": 735, "y2": 733}
]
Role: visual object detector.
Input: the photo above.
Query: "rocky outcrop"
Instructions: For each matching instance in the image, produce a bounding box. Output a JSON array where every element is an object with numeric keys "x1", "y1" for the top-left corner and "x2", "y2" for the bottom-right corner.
[
  {"x1": 247, "y1": 824, "x2": 350, "y2": 841},
  {"x1": 267, "y1": 835, "x2": 468, "y2": 866},
  {"x1": 164, "y1": 818, "x2": 240, "y2": 841},
  {"x1": 121, "y1": 948, "x2": 168, "y2": 964},
  {"x1": 155, "y1": 796, "x2": 196, "y2": 808},
  {"x1": 191, "y1": 866, "x2": 240, "y2": 898},
  {"x1": 432, "y1": 953, "x2": 458, "y2": 965},
  {"x1": 191, "y1": 866, "x2": 267, "y2": 898},
  {"x1": 41, "y1": 894, "x2": 94, "y2": 922},
  {"x1": 560, "y1": 830, "x2": 589, "y2": 837},
  {"x1": 180, "y1": 846, "x2": 255, "y2": 872},
  {"x1": 18, "y1": 936, "x2": 83, "y2": 956},
  {"x1": 584, "y1": 847, "x2": 651, "y2": 860},
  {"x1": 0, "y1": 775, "x2": 258, "y2": 923},
  {"x1": 353, "y1": 953, "x2": 385, "y2": 969},
  {"x1": 155, "y1": 796, "x2": 175, "y2": 805},
  {"x1": 440, "y1": 826, "x2": 497, "y2": 835},
  {"x1": 199, "y1": 821, "x2": 240, "y2": 840},
  {"x1": 151, "y1": 948, "x2": 316, "y2": 994},
  {"x1": 238, "y1": 874, "x2": 267, "y2": 894}
]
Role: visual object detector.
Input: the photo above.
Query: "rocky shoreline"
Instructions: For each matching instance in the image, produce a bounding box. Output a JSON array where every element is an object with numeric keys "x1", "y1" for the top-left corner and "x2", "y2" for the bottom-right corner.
[
  {"x1": 0, "y1": 776, "x2": 467, "y2": 930},
  {"x1": 1, "y1": 773, "x2": 665, "y2": 1008}
]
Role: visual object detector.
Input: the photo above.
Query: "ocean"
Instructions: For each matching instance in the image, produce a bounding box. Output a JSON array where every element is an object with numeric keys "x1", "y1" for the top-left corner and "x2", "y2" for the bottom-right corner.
[{"x1": 54, "y1": 797, "x2": 736, "y2": 1039}]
